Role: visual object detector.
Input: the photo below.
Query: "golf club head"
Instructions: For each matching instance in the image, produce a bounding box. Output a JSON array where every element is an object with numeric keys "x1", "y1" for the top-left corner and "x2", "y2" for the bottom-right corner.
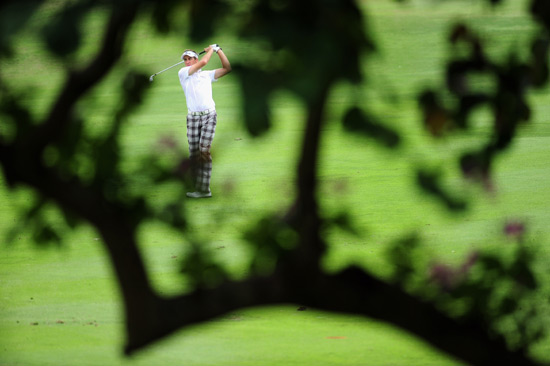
[{"x1": 149, "y1": 75, "x2": 155, "y2": 82}]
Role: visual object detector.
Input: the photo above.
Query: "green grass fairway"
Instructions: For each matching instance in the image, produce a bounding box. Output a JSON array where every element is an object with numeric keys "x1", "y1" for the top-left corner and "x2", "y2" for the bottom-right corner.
[{"x1": 2, "y1": 0, "x2": 550, "y2": 365}]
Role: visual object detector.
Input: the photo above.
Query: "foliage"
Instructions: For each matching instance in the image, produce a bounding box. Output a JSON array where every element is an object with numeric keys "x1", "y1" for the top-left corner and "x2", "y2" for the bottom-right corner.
[{"x1": 1, "y1": 0, "x2": 550, "y2": 365}]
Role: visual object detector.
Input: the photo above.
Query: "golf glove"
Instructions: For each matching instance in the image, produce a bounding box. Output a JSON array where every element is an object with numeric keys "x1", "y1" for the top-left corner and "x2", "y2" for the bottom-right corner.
[{"x1": 211, "y1": 44, "x2": 221, "y2": 53}]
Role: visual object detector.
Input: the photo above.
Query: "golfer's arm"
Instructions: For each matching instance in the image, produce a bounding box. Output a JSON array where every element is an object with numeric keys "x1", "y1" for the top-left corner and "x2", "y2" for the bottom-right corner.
[
  {"x1": 189, "y1": 49, "x2": 214, "y2": 75},
  {"x1": 214, "y1": 50, "x2": 232, "y2": 79}
]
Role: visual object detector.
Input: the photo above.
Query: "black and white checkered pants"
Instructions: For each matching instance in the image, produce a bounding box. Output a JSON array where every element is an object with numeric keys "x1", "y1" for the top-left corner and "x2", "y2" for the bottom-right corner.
[{"x1": 187, "y1": 110, "x2": 217, "y2": 192}]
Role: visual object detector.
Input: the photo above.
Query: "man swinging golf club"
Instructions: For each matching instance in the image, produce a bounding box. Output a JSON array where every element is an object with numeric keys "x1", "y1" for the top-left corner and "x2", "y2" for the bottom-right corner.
[{"x1": 179, "y1": 44, "x2": 231, "y2": 198}]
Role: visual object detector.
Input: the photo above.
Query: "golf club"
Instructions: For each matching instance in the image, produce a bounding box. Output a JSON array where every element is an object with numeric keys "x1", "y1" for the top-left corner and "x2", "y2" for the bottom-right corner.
[{"x1": 149, "y1": 50, "x2": 206, "y2": 82}]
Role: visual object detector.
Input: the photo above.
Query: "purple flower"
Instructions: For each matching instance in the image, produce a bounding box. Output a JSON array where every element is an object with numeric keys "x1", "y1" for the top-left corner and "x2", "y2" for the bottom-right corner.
[
  {"x1": 157, "y1": 135, "x2": 179, "y2": 152},
  {"x1": 430, "y1": 251, "x2": 479, "y2": 291},
  {"x1": 174, "y1": 158, "x2": 191, "y2": 177},
  {"x1": 429, "y1": 264, "x2": 457, "y2": 291},
  {"x1": 504, "y1": 220, "x2": 525, "y2": 240}
]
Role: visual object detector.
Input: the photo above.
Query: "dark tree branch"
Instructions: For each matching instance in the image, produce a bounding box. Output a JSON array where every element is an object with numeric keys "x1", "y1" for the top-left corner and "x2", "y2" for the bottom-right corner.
[
  {"x1": 124, "y1": 260, "x2": 545, "y2": 366},
  {"x1": 1, "y1": 1, "x2": 547, "y2": 365},
  {"x1": 30, "y1": 2, "x2": 140, "y2": 153},
  {"x1": 0, "y1": 0, "x2": 156, "y2": 347},
  {"x1": 304, "y1": 267, "x2": 544, "y2": 366},
  {"x1": 0, "y1": 144, "x2": 157, "y2": 339},
  {"x1": 286, "y1": 81, "x2": 333, "y2": 272},
  {"x1": 124, "y1": 274, "x2": 286, "y2": 354}
]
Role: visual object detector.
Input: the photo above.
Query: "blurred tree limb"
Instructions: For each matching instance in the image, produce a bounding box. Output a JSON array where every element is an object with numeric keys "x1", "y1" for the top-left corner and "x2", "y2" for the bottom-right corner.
[{"x1": 1, "y1": 0, "x2": 549, "y2": 365}]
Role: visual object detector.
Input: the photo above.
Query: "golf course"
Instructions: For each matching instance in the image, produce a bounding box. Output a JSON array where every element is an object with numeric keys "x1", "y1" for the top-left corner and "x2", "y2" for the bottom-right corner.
[{"x1": 1, "y1": 0, "x2": 550, "y2": 365}]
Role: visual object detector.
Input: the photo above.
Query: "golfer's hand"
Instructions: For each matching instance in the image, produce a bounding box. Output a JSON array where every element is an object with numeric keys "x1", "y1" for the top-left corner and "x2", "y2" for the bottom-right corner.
[{"x1": 210, "y1": 44, "x2": 221, "y2": 53}]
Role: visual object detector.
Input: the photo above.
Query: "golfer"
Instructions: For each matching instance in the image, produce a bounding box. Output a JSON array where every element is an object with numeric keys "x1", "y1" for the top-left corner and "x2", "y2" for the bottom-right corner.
[{"x1": 178, "y1": 44, "x2": 231, "y2": 198}]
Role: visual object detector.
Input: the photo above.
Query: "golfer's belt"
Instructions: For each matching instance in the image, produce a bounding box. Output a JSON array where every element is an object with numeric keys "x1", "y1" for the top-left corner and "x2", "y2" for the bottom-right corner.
[{"x1": 189, "y1": 109, "x2": 215, "y2": 116}]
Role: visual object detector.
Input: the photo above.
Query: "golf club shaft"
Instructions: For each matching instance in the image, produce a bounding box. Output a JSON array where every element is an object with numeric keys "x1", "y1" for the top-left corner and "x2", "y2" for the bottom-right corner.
[{"x1": 150, "y1": 50, "x2": 206, "y2": 81}]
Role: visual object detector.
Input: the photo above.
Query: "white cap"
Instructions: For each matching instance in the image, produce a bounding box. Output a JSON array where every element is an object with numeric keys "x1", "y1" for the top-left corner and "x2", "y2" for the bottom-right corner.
[{"x1": 181, "y1": 50, "x2": 198, "y2": 59}]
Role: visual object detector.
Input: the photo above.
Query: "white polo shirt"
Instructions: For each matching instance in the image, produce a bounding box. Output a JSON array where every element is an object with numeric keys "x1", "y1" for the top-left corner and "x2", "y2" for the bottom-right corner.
[{"x1": 178, "y1": 67, "x2": 218, "y2": 113}]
